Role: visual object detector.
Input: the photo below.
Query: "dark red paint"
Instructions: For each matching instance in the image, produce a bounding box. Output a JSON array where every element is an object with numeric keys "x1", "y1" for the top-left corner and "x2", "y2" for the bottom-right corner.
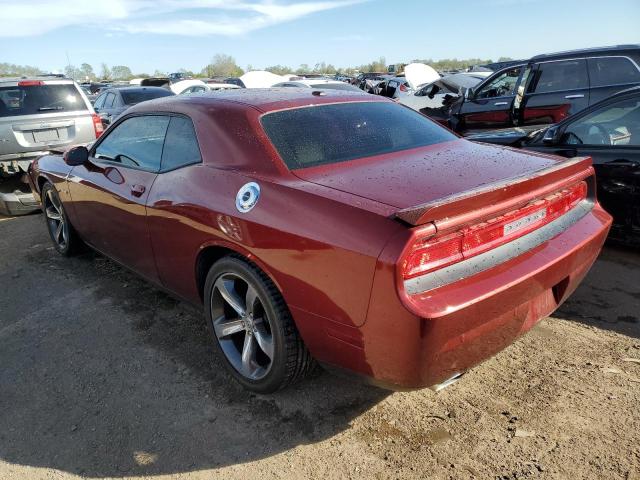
[{"x1": 27, "y1": 89, "x2": 611, "y2": 389}]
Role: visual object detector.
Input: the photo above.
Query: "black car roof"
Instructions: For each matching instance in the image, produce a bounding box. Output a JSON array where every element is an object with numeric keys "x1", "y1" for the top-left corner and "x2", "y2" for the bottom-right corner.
[
  {"x1": 105, "y1": 86, "x2": 170, "y2": 93},
  {"x1": 530, "y1": 44, "x2": 640, "y2": 62}
]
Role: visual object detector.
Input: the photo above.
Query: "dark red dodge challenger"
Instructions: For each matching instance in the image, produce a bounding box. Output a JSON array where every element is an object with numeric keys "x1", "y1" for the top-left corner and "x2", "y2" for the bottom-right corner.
[{"x1": 27, "y1": 89, "x2": 612, "y2": 393}]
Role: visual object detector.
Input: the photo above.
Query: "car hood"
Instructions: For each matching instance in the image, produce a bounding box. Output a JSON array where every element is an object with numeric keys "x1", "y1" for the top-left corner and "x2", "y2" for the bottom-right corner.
[
  {"x1": 292, "y1": 139, "x2": 563, "y2": 210},
  {"x1": 404, "y1": 63, "x2": 440, "y2": 91}
]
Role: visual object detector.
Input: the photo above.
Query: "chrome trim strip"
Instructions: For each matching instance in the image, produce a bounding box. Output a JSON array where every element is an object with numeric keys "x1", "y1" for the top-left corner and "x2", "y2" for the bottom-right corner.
[{"x1": 404, "y1": 199, "x2": 594, "y2": 295}]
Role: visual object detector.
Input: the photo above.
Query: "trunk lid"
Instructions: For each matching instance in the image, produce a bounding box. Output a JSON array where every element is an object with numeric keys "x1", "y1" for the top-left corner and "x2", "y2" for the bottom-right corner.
[{"x1": 293, "y1": 140, "x2": 592, "y2": 225}]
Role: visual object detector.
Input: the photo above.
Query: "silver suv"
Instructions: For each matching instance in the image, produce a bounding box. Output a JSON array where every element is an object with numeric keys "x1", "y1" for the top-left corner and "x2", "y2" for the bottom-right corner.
[{"x1": 0, "y1": 75, "x2": 102, "y2": 215}]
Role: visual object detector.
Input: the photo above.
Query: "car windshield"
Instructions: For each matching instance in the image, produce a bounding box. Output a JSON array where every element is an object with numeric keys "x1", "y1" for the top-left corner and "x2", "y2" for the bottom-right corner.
[
  {"x1": 0, "y1": 84, "x2": 88, "y2": 117},
  {"x1": 261, "y1": 101, "x2": 456, "y2": 169},
  {"x1": 121, "y1": 89, "x2": 173, "y2": 105}
]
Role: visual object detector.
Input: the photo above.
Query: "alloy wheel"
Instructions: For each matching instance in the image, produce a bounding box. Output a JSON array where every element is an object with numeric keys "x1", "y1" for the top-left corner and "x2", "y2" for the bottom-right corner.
[
  {"x1": 210, "y1": 273, "x2": 275, "y2": 380},
  {"x1": 44, "y1": 188, "x2": 68, "y2": 250}
]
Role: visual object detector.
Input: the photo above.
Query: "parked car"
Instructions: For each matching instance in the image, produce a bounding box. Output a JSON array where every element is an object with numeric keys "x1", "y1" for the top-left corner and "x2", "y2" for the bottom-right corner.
[
  {"x1": 0, "y1": 76, "x2": 102, "y2": 215},
  {"x1": 27, "y1": 89, "x2": 610, "y2": 393},
  {"x1": 396, "y1": 72, "x2": 491, "y2": 111},
  {"x1": 424, "y1": 45, "x2": 640, "y2": 134},
  {"x1": 92, "y1": 86, "x2": 174, "y2": 126},
  {"x1": 468, "y1": 86, "x2": 640, "y2": 245},
  {"x1": 271, "y1": 79, "x2": 362, "y2": 92},
  {"x1": 171, "y1": 79, "x2": 241, "y2": 95},
  {"x1": 355, "y1": 72, "x2": 388, "y2": 93}
]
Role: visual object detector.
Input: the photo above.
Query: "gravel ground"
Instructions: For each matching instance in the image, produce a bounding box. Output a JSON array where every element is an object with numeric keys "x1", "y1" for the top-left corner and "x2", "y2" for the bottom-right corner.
[{"x1": 0, "y1": 213, "x2": 639, "y2": 480}]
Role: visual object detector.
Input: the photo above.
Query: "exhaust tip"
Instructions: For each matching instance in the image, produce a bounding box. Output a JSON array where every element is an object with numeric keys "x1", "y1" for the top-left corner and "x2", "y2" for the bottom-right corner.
[{"x1": 429, "y1": 372, "x2": 464, "y2": 392}]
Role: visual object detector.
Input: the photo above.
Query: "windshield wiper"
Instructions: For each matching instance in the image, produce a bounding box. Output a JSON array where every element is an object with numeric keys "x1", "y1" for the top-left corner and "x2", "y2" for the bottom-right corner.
[{"x1": 38, "y1": 106, "x2": 64, "y2": 111}]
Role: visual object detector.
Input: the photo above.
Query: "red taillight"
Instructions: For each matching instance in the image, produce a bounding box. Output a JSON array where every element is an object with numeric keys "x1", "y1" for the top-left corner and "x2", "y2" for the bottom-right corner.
[
  {"x1": 401, "y1": 181, "x2": 587, "y2": 281},
  {"x1": 399, "y1": 83, "x2": 408, "y2": 92},
  {"x1": 18, "y1": 80, "x2": 44, "y2": 86},
  {"x1": 92, "y1": 114, "x2": 104, "y2": 138}
]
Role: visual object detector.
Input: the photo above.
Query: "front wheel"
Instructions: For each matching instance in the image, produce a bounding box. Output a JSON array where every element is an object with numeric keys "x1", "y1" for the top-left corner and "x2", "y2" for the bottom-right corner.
[
  {"x1": 41, "y1": 182, "x2": 82, "y2": 256},
  {"x1": 204, "y1": 256, "x2": 315, "y2": 393}
]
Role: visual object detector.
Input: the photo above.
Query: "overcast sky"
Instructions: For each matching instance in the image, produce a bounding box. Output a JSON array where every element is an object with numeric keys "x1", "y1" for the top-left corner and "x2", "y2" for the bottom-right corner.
[{"x1": 1, "y1": 0, "x2": 639, "y2": 73}]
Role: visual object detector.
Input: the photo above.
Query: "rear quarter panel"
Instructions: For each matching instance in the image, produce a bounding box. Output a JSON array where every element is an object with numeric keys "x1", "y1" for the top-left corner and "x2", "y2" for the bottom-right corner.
[{"x1": 146, "y1": 164, "x2": 406, "y2": 328}]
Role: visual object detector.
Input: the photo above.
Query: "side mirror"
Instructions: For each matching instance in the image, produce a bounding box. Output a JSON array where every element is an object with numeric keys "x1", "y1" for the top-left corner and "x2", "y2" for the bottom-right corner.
[
  {"x1": 542, "y1": 127, "x2": 559, "y2": 144},
  {"x1": 464, "y1": 87, "x2": 474, "y2": 100},
  {"x1": 63, "y1": 146, "x2": 89, "y2": 166}
]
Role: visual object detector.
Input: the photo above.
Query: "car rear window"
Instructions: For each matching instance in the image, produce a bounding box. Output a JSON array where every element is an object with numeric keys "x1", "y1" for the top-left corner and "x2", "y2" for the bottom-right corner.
[
  {"x1": 261, "y1": 102, "x2": 456, "y2": 169},
  {"x1": 0, "y1": 84, "x2": 88, "y2": 117},
  {"x1": 121, "y1": 89, "x2": 173, "y2": 105}
]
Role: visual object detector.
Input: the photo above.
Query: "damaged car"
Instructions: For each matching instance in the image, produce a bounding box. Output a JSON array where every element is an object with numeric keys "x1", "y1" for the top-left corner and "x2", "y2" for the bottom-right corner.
[
  {"x1": 468, "y1": 86, "x2": 640, "y2": 245},
  {"x1": 398, "y1": 71, "x2": 491, "y2": 112},
  {"x1": 28, "y1": 89, "x2": 610, "y2": 393},
  {"x1": 423, "y1": 45, "x2": 640, "y2": 134},
  {"x1": 0, "y1": 75, "x2": 103, "y2": 216}
]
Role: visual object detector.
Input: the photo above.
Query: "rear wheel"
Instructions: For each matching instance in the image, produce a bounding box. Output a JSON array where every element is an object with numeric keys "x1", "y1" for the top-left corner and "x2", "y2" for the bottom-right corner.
[
  {"x1": 41, "y1": 182, "x2": 81, "y2": 256},
  {"x1": 204, "y1": 256, "x2": 315, "y2": 393}
]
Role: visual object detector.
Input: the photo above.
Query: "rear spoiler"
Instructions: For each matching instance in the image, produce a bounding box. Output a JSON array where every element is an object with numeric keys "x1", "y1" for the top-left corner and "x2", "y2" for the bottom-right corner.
[{"x1": 394, "y1": 156, "x2": 594, "y2": 226}]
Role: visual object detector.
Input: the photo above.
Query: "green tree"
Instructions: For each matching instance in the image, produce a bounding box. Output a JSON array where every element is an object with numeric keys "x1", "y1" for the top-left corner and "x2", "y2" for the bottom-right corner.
[
  {"x1": 0, "y1": 62, "x2": 44, "y2": 77},
  {"x1": 64, "y1": 64, "x2": 81, "y2": 81},
  {"x1": 79, "y1": 63, "x2": 95, "y2": 81},
  {"x1": 201, "y1": 54, "x2": 244, "y2": 78},
  {"x1": 100, "y1": 63, "x2": 111, "y2": 81},
  {"x1": 111, "y1": 65, "x2": 133, "y2": 80},
  {"x1": 265, "y1": 65, "x2": 291, "y2": 75},
  {"x1": 295, "y1": 63, "x2": 310, "y2": 75}
]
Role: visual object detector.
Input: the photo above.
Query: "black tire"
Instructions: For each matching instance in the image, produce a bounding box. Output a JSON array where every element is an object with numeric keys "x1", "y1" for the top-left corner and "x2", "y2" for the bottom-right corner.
[
  {"x1": 204, "y1": 255, "x2": 315, "y2": 393},
  {"x1": 41, "y1": 182, "x2": 82, "y2": 256}
]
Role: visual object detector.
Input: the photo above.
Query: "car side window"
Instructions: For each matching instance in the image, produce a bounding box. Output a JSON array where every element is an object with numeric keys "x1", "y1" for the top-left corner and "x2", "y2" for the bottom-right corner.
[
  {"x1": 93, "y1": 94, "x2": 106, "y2": 110},
  {"x1": 161, "y1": 116, "x2": 202, "y2": 171},
  {"x1": 475, "y1": 67, "x2": 522, "y2": 99},
  {"x1": 103, "y1": 92, "x2": 115, "y2": 108},
  {"x1": 561, "y1": 97, "x2": 640, "y2": 146},
  {"x1": 532, "y1": 59, "x2": 588, "y2": 93},
  {"x1": 94, "y1": 115, "x2": 170, "y2": 171},
  {"x1": 588, "y1": 57, "x2": 640, "y2": 87}
]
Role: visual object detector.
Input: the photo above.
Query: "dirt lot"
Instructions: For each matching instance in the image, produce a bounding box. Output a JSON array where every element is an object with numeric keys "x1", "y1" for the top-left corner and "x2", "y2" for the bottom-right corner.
[{"x1": 0, "y1": 212, "x2": 639, "y2": 480}]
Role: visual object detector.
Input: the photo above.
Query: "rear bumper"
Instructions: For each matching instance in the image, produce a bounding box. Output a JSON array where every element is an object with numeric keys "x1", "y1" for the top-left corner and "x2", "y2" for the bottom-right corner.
[
  {"x1": 0, "y1": 177, "x2": 39, "y2": 216},
  {"x1": 309, "y1": 203, "x2": 611, "y2": 389}
]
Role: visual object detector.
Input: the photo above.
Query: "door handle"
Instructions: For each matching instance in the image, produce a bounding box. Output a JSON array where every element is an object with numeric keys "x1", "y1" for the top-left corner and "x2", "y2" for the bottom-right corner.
[
  {"x1": 131, "y1": 184, "x2": 146, "y2": 197},
  {"x1": 494, "y1": 101, "x2": 508, "y2": 106},
  {"x1": 564, "y1": 94, "x2": 585, "y2": 99}
]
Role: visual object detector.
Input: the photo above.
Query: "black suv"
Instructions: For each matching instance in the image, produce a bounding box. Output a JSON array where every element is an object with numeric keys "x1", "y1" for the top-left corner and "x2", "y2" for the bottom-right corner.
[
  {"x1": 426, "y1": 45, "x2": 640, "y2": 134},
  {"x1": 468, "y1": 86, "x2": 640, "y2": 245}
]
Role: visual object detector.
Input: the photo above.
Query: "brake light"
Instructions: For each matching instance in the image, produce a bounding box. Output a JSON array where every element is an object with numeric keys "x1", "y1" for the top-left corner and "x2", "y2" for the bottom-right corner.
[
  {"x1": 92, "y1": 114, "x2": 104, "y2": 138},
  {"x1": 401, "y1": 181, "x2": 587, "y2": 281},
  {"x1": 399, "y1": 83, "x2": 408, "y2": 92},
  {"x1": 18, "y1": 80, "x2": 44, "y2": 86}
]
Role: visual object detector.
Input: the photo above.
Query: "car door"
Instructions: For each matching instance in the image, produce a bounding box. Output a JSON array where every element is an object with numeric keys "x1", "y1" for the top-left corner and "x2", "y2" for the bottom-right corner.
[
  {"x1": 527, "y1": 95, "x2": 640, "y2": 240},
  {"x1": 519, "y1": 59, "x2": 589, "y2": 127},
  {"x1": 145, "y1": 115, "x2": 204, "y2": 296},
  {"x1": 67, "y1": 114, "x2": 170, "y2": 280},
  {"x1": 456, "y1": 65, "x2": 523, "y2": 132}
]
